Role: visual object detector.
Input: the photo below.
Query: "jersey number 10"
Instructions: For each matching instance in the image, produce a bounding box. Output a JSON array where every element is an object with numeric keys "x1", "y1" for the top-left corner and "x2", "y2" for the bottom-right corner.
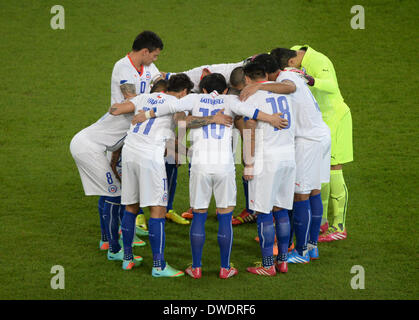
[{"x1": 199, "y1": 108, "x2": 225, "y2": 139}]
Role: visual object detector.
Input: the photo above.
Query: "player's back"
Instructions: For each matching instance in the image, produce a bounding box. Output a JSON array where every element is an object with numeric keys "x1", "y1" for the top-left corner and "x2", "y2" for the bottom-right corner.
[
  {"x1": 277, "y1": 71, "x2": 329, "y2": 141},
  {"x1": 180, "y1": 62, "x2": 243, "y2": 92},
  {"x1": 183, "y1": 91, "x2": 236, "y2": 174},
  {"x1": 124, "y1": 92, "x2": 177, "y2": 156},
  {"x1": 245, "y1": 86, "x2": 295, "y2": 161}
]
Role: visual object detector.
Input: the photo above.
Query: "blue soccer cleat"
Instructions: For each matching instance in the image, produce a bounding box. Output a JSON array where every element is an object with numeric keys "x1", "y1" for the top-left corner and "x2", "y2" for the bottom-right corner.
[
  {"x1": 308, "y1": 246, "x2": 319, "y2": 260},
  {"x1": 287, "y1": 249, "x2": 310, "y2": 264}
]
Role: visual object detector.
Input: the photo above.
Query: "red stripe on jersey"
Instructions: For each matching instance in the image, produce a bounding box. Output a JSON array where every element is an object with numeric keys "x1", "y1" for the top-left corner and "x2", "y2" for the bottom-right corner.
[{"x1": 127, "y1": 54, "x2": 144, "y2": 76}]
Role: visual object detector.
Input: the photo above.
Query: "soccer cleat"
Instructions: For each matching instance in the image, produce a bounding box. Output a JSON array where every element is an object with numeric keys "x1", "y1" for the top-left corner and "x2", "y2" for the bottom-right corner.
[
  {"x1": 219, "y1": 264, "x2": 238, "y2": 279},
  {"x1": 288, "y1": 242, "x2": 295, "y2": 252},
  {"x1": 107, "y1": 249, "x2": 124, "y2": 261},
  {"x1": 232, "y1": 209, "x2": 257, "y2": 225},
  {"x1": 166, "y1": 210, "x2": 190, "y2": 225},
  {"x1": 246, "y1": 262, "x2": 276, "y2": 276},
  {"x1": 320, "y1": 221, "x2": 329, "y2": 234},
  {"x1": 122, "y1": 256, "x2": 143, "y2": 270},
  {"x1": 99, "y1": 240, "x2": 109, "y2": 251},
  {"x1": 135, "y1": 226, "x2": 149, "y2": 237},
  {"x1": 275, "y1": 261, "x2": 288, "y2": 273},
  {"x1": 287, "y1": 249, "x2": 310, "y2": 264},
  {"x1": 118, "y1": 234, "x2": 146, "y2": 248},
  {"x1": 132, "y1": 234, "x2": 146, "y2": 247},
  {"x1": 152, "y1": 263, "x2": 185, "y2": 278},
  {"x1": 318, "y1": 226, "x2": 347, "y2": 242},
  {"x1": 308, "y1": 246, "x2": 319, "y2": 260},
  {"x1": 185, "y1": 265, "x2": 202, "y2": 279},
  {"x1": 136, "y1": 214, "x2": 149, "y2": 236},
  {"x1": 181, "y1": 208, "x2": 193, "y2": 220}
]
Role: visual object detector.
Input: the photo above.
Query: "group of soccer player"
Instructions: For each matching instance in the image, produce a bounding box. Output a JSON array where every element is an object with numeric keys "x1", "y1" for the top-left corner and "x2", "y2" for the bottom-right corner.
[{"x1": 70, "y1": 30, "x2": 353, "y2": 279}]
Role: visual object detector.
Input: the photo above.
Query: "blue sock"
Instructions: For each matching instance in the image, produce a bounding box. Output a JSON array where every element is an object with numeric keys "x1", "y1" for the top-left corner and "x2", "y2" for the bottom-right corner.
[
  {"x1": 148, "y1": 218, "x2": 166, "y2": 269},
  {"x1": 217, "y1": 212, "x2": 233, "y2": 269},
  {"x1": 293, "y1": 200, "x2": 311, "y2": 256},
  {"x1": 165, "y1": 163, "x2": 178, "y2": 212},
  {"x1": 288, "y1": 210, "x2": 294, "y2": 248},
  {"x1": 190, "y1": 211, "x2": 207, "y2": 268},
  {"x1": 103, "y1": 196, "x2": 122, "y2": 253},
  {"x1": 257, "y1": 213, "x2": 275, "y2": 267},
  {"x1": 121, "y1": 210, "x2": 137, "y2": 260},
  {"x1": 273, "y1": 209, "x2": 290, "y2": 262},
  {"x1": 242, "y1": 176, "x2": 254, "y2": 214},
  {"x1": 309, "y1": 194, "x2": 323, "y2": 246},
  {"x1": 118, "y1": 204, "x2": 126, "y2": 225},
  {"x1": 98, "y1": 196, "x2": 108, "y2": 242}
]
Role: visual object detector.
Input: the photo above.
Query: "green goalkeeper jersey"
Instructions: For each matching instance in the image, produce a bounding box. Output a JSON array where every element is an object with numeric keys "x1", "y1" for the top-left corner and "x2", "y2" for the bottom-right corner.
[{"x1": 291, "y1": 45, "x2": 349, "y2": 123}]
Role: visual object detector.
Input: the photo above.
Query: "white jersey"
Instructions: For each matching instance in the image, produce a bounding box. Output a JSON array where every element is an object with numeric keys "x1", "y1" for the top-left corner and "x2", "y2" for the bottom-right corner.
[
  {"x1": 124, "y1": 92, "x2": 178, "y2": 154},
  {"x1": 276, "y1": 71, "x2": 329, "y2": 141},
  {"x1": 244, "y1": 85, "x2": 295, "y2": 162},
  {"x1": 174, "y1": 61, "x2": 244, "y2": 92},
  {"x1": 111, "y1": 55, "x2": 160, "y2": 104},
  {"x1": 76, "y1": 56, "x2": 161, "y2": 152},
  {"x1": 156, "y1": 91, "x2": 255, "y2": 173}
]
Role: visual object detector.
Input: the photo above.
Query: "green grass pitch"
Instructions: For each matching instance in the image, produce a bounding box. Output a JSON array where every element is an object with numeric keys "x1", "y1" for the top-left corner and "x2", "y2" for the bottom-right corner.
[{"x1": 0, "y1": 0, "x2": 417, "y2": 300}]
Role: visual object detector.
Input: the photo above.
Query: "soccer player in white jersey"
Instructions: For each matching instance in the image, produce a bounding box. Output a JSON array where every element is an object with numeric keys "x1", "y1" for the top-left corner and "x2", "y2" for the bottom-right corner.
[
  {"x1": 108, "y1": 74, "x2": 195, "y2": 275},
  {"x1": 136, "y1": 73, "x2": 287, "y2": 278},
  {"x1": 244, "y1": 54, "x2": 332, "y2": 263},
  {"x1": 69, "y1": 31, "x2": 163, "y2": 259},
  {"x1": 239, "y1": 62, "x2": 296, "y2": 276}
]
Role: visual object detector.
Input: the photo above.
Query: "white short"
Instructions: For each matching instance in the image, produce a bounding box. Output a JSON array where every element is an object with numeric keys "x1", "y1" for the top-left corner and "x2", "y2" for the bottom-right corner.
[
  {"x1": 70, "y1": 133, "x2": 121, "y2": 197},
  {"x1": 189, "y1": 170, "x2": 236, "y2": 209},
  {"x1": 320, "y1": 135, "x2": 331, "y2": 184},
  {"x1": 121, "y1": 145, "x2": 168, "y2": 207},
  {"x1": 294, "y1": 138, "x2": 323, "y2": 194},
  {"x1": 248, "y1": 160, "x2": 296, "y2": 212}
]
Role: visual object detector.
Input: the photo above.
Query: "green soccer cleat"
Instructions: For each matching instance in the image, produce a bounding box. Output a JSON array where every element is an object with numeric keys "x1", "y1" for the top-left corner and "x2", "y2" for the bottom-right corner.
[
  {"x1": 166, "y1": 210, "x2": 190, "y2": 225},
  {"x1": 107, "y1": 249, "x2": 124, "y2": 261},
  {"x1": 122, "y1": 256, "x2": 143, "y2": 270},
  {"x1": 152, "y1": 263, "x2": 185, "y2": 278},
  {"x1": 136, "y1": 214, "x2": 149, "y2": 236},
  {"x1": 119, "y1": 234, "x2": 146, "y2": 248}
]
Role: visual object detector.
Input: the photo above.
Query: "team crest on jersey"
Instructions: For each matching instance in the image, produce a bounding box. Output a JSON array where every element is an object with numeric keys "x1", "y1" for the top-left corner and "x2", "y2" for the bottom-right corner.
[
  {"x1": 146, "y1": 71, "x2": 151, "y2": 80},
  {"x1": 108, "y1": 185, "x2": 118, "y2": 193},
  {"x1": 162, "y1": 192, "x2": 168, "y2": 202}
]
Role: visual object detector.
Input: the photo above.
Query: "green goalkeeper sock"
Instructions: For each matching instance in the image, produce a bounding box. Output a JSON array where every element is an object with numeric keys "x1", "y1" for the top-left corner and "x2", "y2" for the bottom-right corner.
[
  {"x1": 320, "y1": 182, "x2": 330, "y2": 225},
  {"x1": 329, "y1": 169, "x2": 348, "y2": 230}
]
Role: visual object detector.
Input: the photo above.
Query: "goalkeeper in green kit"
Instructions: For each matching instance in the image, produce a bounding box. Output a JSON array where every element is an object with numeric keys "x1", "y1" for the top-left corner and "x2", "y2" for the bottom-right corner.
[{"x1": 270, "y1": 45, "x2": 353, "y2": 241}]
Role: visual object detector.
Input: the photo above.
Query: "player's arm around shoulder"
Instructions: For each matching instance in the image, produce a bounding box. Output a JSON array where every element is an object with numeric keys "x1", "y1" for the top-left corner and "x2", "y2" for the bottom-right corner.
[
  {"x1": 109, "y1": 99, "x2": 136, "y2": 116},
  {"x1": 239, "y1": 81, "x2": 296, "y2": 101}
]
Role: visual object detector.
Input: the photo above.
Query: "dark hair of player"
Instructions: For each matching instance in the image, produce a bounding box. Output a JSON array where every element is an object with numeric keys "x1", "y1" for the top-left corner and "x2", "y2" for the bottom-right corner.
[
  {"x1": 167, "y1": 73, "x2": 194, "y2": 93},
  {"x1": 132, "y1": 30, "x2": 164, "y2": 52},
  {"x1": 199, "y1": 73, "x2": 228, "y2": 94},
  {"x1": 251, "y1": 53, "x2": 279, "y2": 74},
  {"x1": 227, "y1": 87, "x2": 241, "y2": 96},
  {"x1": 229, "y1": 67, "x2": 246, "y2": 89},
  {"x1": 150, "y1": 79, "x2": 168, "y2": 93},
  {"x1": 243, "y1": 61, "x2": 267, "y2": 80},
  {"x1": 270, "y1": 48, "x2": 297, "y2": 70}
]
